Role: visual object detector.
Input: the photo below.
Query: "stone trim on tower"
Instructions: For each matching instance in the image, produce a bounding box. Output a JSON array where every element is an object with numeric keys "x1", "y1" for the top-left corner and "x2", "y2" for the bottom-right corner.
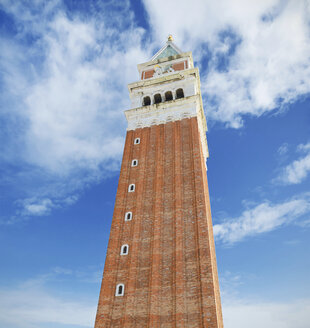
[{"x1": 126, "y1": 66, "x2": 209, "y2": 164}]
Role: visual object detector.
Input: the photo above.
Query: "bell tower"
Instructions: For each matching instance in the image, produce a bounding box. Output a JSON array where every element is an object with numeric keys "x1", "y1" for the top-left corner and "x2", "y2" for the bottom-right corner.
[{"x1": 95, "y1": 36, "x2": 224, "y2": 327}]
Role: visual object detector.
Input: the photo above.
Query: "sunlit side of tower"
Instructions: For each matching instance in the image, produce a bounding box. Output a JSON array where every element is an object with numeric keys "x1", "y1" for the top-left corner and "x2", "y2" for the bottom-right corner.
[{"x1": 95, "y1": 36, "x2": 223, "y2": 328}]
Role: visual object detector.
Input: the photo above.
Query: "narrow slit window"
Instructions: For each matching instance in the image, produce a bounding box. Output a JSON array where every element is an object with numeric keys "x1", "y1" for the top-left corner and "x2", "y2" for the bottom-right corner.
[
  {"x1": 120, "y1": 244, "x2": 129, "y2": 255},
  {"x1": 143, "y1": 96, "x2": 151, "y2": 106},
  {"x1": 154, "y1": 93, "x2": 162, "y2": 104},
  {"x1": 115, "y1": 283, "x2": 124, "y2": 296},
  {"x1": 131, "y1": 159, "x2": 138, "y2": 167},
  {"x1": 134, "y1": 138, "x2": 140, "y2": 145},
  {"x1": 128, "y1": 184, "x2": 135, "y2": 192},
  {"x1": 125, "y1": 212, "x2": 132, "y2": 221},
  {"x1": 165, "y1": 91, "x2": 173, "y2": 101},
  {"x1": 176, "y1": 88, "x2": 184, "y2": 99}
]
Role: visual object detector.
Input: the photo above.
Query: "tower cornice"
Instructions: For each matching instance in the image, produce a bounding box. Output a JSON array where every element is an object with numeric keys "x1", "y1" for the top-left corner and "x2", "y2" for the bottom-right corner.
[
  {"x1": 124, "y1": 93, "x2": 209, "y2": 162},
  {"x1": 128, "y1": 67, "x2": 198, "y2": 91}
]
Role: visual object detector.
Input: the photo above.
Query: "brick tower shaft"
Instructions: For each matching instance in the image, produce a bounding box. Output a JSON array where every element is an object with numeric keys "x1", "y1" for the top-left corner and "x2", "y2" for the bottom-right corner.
[{"x1": 95, "y1": 38, "x2": 223, "y2": 328}]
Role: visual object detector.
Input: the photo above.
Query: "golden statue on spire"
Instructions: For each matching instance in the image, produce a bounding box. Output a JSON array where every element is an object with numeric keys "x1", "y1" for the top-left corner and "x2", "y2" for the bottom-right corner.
[{"x1": 167, "y1": 34, "x2": 173, "y2": 41}]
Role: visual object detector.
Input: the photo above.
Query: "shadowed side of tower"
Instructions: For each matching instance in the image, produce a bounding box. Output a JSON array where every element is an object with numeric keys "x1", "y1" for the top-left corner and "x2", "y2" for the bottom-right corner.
[{"x1": 95, "y1": 38, "x2": 223, "y2": 328}]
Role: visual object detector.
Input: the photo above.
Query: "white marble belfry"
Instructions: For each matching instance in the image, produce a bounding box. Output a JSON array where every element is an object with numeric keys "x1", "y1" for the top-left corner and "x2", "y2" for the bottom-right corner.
[{"x1": 124, "y1": 43, "x2": 209, "y2": 164}]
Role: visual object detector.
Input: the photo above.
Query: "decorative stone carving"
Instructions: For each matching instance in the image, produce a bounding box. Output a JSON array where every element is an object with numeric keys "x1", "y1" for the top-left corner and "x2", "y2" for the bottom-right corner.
[
  {"x1": 153, "y1": 65, "x2": 163, "y2": 77},
  {"x1": 153, "y1": 64, "x2": 175, "y2": 77}
]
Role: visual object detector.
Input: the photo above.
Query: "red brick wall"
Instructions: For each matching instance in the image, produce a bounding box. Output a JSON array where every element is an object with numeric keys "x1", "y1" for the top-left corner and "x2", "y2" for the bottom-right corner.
[
  {"x1": 172, "y1": 61, "x2": 186, "y2": 71},
  {"x1": 143, "y1": 69, "x2": 154, "y2": 79},
  {"x1": 94, "y1": 117, "x2": 223, "y2": 327}
]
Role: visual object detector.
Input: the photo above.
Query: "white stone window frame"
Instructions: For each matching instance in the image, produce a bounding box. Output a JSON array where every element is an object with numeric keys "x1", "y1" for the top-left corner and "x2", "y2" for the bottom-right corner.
[
  {"x1": 170, "y1": 85, "x2": 187, "y2": 100},
  {"x1": 164, "y1": 90, "x2": 174, "y2": 102},
  {"x1": 134, "y1": 74, "x2": 195, "y2": 109},
  {"x1": 124, "y1": 211, "x2": 132, "y2": 221},
  {"x1": 153, "y1": 92, "x2": 163, "y2": 104},
  {"x1": 128, "y1": 184, "x2": 135, "y2": 192},
  {"x1": 175, "y1": 87, "x2": 185, "y2": 99},
  {"x1": 115, "y1": 283, "x2": 125, "y2": 296},
  {"x1": 134, "y1": 138, "x2": 140, "y2": 145},
  {"x1": 142, "y1": 94, "x2": 152, "y2": 107},
  {"x1": 131, "y1": 159, "x2": 138, "y2": 167},
  {"x1": 120, "y1": 244, "x2": 129, "y2": 255},
  {"x1": 150, "y1": 90, "x2": 177, "y2": 104},
  {"x1": 149, "y1": 91, "x2": 160, "y2": 104}
]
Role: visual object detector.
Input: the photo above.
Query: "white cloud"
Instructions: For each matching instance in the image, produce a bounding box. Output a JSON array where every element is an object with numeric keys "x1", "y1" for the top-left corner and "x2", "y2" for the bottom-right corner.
[
  {"x1": 143, "y1": 0, "x2": 310, "y2": 127},
  {"x1": 214, "y1": 194, "x2": 310, "y2": 244},
  {"x1": 0, "y1": 266, "x2": 104, "y2": 327},
  {"x1": 0, "y1": 271, "x2": 97, "y2": 328},
  {"x1": 219, "y1": 271, "x2": 310, "y2": 327},
  {"x1": 223, "y1": 298, "x2": 310, "y2": 328},
  {"x1": 282, "y1": 154, "x2": 310, "y2": 184},
  {"x1": 0, "y1": 286, "x2": 96, "y2": 328},
  {"x1": 1, "y1": 1, "x2": 148, "y2": 174},
  {"x1": 0, "y1": 1, "x2": 151, "y2": 220},
  {"x1": 277, "y1": 142, "x2": 289, "y2": 156},
  {"x1": 22, "y1": 198, "x2": 54, "y2": 216},
  {"x1": 276, "y1": 142, "x2": 310, "y2": 184},
  {"x1": 2, "y1": 0, "x2": 310, "y2": 221},
  {"x1": 298, "y1": 143, "x2": 310, "y2": 152}
]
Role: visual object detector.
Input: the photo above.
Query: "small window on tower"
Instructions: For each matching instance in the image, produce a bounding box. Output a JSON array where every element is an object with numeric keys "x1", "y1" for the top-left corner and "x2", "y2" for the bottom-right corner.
[
  {"x1": 143, "y1": 96, "x2": 151, "y2": 106},
  {"x1": 128, "y1": 184, "x2": 135, "y2": 192},
  {"x1": 176, "y1": 88, "x2": 184, "y2": 99},
  {"x1": 115, "y1": 283, "x2": 125, "y2": 296},
  {"x1": 165, "y1": 91, "x2": 173, "y2": 101},
  {"x1": 131, "y1": 159, "x2": 138, "y2": 167},
  {"x1": 134, "y1": 138, "x2": 140, "y2": 145},
  {"x1": 120, "y1": 244, "x2": 129, "y2": 255},
  {"x1": 154, "y1": 93, "x2": 162, "y2": 104},
  {"x1": 125, "y1": 211, "x2": 132, "y2": 221}
]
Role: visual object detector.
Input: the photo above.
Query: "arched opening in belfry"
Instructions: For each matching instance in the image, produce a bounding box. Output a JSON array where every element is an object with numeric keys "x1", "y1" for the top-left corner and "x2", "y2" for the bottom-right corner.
[
  {"x1": 143, "y1": 96, "x2": 151, "y2": 106},
  {"x1": 176, "y1": 88, "x2": 184, "y2": 99},
  {"x1": 154, "y1": 93, "x2": 162, "y2": 104},
  {"x1": 165, "y1": 91, "x2": 173, "y2": 101}
]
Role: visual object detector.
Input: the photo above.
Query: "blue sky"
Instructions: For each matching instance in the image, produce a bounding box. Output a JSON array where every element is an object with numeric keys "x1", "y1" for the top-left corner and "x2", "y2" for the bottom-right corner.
[{"x1": 0, "y1": 0, "x2": 310, "y2": 327}]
